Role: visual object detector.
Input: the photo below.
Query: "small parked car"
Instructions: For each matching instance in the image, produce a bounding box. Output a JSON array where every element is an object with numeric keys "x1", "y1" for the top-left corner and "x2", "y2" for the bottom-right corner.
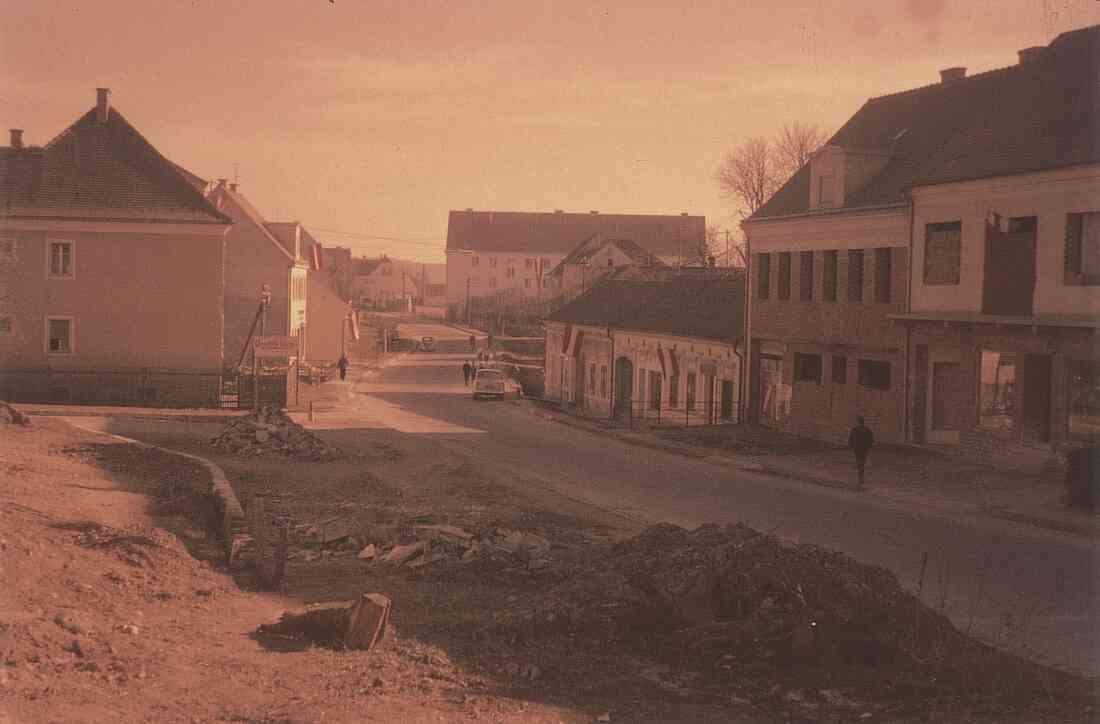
[
  {"x1": 419, "y1": 336, "x2": 436, "y2": 352},
  {"x1": 472, "y1": 368, "x2": 505, "y2": 400}
]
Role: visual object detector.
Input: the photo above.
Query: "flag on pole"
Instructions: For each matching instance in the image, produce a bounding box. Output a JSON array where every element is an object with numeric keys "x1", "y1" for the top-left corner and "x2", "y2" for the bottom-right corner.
[
  {"x1": 349, "y1": 309, "x2": 361, "y2": 341},
  {"x1": 310, "y1": 244, "x2": 322, "y2": 271}
]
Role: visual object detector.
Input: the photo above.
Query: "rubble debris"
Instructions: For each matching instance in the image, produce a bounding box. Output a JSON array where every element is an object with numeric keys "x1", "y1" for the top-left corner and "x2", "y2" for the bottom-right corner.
[
  {"x1": 357, "y1": 544, "x2": 377, "y2": 560},
  {"x1": 257, "y1": 593, "x2": 391, "y2": 651},
  {"x1": 0, "y1": 401, "x2": 30, "y2": 426},
  {"x1": 414, "y1": 524, "x2": 473, "y2": 541},
  {"x1": 209, "y1": 406, "x2": 339, "y2": 461},
  {"x1": 382, "y1": 542, "x2": 426, "y2": 565}
]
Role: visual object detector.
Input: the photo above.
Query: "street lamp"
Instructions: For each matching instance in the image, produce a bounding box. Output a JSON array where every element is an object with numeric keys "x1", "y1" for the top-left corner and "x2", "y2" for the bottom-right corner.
[{"x1": 254, "y1": 284, "x2": 272, "y2": 412}]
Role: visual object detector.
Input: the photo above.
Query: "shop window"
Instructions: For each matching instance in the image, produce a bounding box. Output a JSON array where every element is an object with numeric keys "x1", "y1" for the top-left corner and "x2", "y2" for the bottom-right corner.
[
  {"x1": 686, "y1": 373, "x2": 697, "y2": 411},
  {"x1": 756, "y1": 253, "x2": 771, "y2": 299},
  {"x1": 1069, "y1": 360, "x2": 1100, "y2": 443},
  {"x1": 793, "y1": 353, "x2": 822, "y2": 384},
  {"x1": 778, "y1": 252, "x2": 791, "y2": 300},
  {"x1": 832, "y1": 355, "x2": 847, "y2": 384},
  {"x1": 823, "y1": 250, "x2": 838, "y2": 301},
  {"x1": 857, "y1": 359, "x2": 890, "y2": 390},
  {"x1": 799, "y1": 251, "x2": 813, "y2": 301},
  {"x1": 847, "y1": 250, "x2": 864, "y2": 302},
  {"x1": 924, "y1": 222, "x2": 961, "y2": 285},
  {"x1": 669, "y1": 375, "x2": 680, "y2": 406},
  {"x1": 875, "y1": 248, "x2": 892, "y2": 302},
  {"x1": 979, "y1": 351, "x2": 1016, "y2": 433},
  {"x1": 1065, "y1": 212, "x2": 1100, "y2": 285}
]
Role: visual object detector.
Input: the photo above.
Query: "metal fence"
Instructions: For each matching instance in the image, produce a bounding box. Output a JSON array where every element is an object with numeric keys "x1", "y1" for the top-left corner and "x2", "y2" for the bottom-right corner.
[{"x1": 613, "y1": 399, "x2": 740, "y2": 428}]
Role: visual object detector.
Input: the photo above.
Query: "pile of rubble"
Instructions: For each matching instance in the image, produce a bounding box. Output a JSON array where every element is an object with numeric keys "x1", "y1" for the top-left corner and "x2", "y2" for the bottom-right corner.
[
  {"x1": 210, "y1": 406, "x2": 339, "y2": 460},
  {"x1": 1, "y1": 401, "x2": 30, "y2": 426}
]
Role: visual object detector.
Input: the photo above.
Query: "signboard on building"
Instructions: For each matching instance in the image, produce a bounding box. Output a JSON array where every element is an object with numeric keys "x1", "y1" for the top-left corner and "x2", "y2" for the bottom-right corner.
[{"x1": 254, "y1": 335, "x2": 299, "y2": 358}]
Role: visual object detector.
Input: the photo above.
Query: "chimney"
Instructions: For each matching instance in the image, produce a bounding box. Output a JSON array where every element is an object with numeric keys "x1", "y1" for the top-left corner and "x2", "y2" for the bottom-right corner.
[
  {"x1": 590, "y1": 210, "x2": 599, "y2": 215},
  {"x1": 1018, "y1": 46, "x2": 1044, "y2": 65},
  {"x1": 680, "y1": 212, "x2": 689, "y2": 216},
  {"x1": 9, "y1": 129, "x2": 23, "y2": 149},
  {"x1": 939, "y1": 67, "x2": 966, "y2": 83},
  {"x1": 96, "y1": 88, "x2": 111, "y2": 123},
  {"x1": 465, "y1": 207, "x2": 473, "y2": 212},
  {"x1": 554, "y1": 209, "x2": 563, "y2": 213}
]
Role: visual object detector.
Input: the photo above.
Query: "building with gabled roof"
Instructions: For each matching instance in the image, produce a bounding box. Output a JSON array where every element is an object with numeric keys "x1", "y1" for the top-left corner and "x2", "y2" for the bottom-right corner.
[
  {"x1": 0, "y1": 88, "x2": 232, "y2": 406},
  {"x1": 544, "y1": 275, "x2": 745, "y2": 422},
  {"x1": 544, "y1": 235, "x2": 665, "y2": 302},
  {"x1": 445, "y1": 209, "x2": 705, "y2": 305},
  {"x1": 744, "y1": 24, "x2": 1100, "y2": 454}
]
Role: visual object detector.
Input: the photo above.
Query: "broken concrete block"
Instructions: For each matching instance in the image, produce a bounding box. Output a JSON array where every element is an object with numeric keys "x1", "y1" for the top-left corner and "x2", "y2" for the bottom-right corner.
[
  {"x1": 414, "y1": 524, "x2": 473, "y2": 541},
  {"x1": 344, "y1": 593, "x2": 391, "y2": 651},
  {"x1": 357, "y1": 544, "x2": 377, "y2": 560},
  {"x1": 382, "y1": 542, "x2": 425, "y2": 565}
]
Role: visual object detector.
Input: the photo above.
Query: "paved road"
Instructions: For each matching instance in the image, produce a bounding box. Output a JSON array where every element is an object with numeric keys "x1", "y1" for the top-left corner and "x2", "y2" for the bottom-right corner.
[{"x1": 313, "y1": 318, "x2": 1097, "y2": 676}]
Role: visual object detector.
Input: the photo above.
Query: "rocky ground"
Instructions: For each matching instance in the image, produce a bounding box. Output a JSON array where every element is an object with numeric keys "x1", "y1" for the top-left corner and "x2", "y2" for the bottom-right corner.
[{"x1": 2, "y1": 408, "x2": 1096, "y2": 723}]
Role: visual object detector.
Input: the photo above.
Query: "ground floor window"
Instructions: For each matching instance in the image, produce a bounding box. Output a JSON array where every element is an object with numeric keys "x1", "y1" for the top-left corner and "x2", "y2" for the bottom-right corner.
[
  {"x1": 1069, "y1": 359, "x2": 1100, "y2": 443},
  {"x1": 0, "y1": 315, "x2": 12, "y2": 336},
  {"x1": 857, "y1": 359, "x2": 891, "y2": 390},
  {"x1": 589, "y1": 363, "x2": 596, "y2": 395},
  {"x1": 979, "y1": 350, "x2": 1016, "y2": 433},
  {"x1": 669, "y1": 375, "x2": 679, "y2": 406},
  {"x1": 793, "y1": 352, "x2": 822, "y2": 383},
  {"x1": 600, "y1": 365, "x2": 608, "y2": 398},
  {"x1": 47, "y1": 317, "x2": 72, "y2": 354},
  {"x1": 638, "y1": 368, "x2": 646, "y2": 402},
  {"x1": 686, "y1": 373, "x2": 696, "y2": 412},
  {"x1": 649, "y1": 371, "x2": 662, "y2": 410}
]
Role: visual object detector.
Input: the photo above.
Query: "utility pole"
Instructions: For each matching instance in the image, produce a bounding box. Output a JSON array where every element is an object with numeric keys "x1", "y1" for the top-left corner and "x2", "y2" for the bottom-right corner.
[
  {"x1": 253, "y1": 284, "x2": 271, "y2": 412},
  {"x1": 465, "y1": 277, "x2": 471, "y2": 325}
]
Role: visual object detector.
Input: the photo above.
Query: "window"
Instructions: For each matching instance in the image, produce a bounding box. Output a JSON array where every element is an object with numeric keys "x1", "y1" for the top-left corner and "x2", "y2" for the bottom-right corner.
[
  {"x1": 847, "y1": 249, "x2": 864, "y2": 302},
  {"x1": 0, "y1": 316, "x2": 12, "y2": 336},
  {"x1": 489, "y1": 257, "x2": 498, "y2": 268},
  {"x1": 525, "y1": 258, "x2": 534, "y2": 269},
  {"x1": 471, "y1": 277, "x2": 480, "y2": 286},
  {"x1": 875, "y1": 248, "x2": 892, "y2": 302},
  {"x1": 0, "y1": 238, "x2": 15, "y2": 262},
  {"x1": 818, "y1": 174, "x2": 835, "y2": 207},
  {"x1": 924, "y1": 221, "x2": 961, "y2": 285},
  {"x1": 799, "y1": 251, "x2": 814, "y2": 301},
  {"x1": 47, "y1": 317, "x2": 72, "y2": 353},
  {"x1": 777, "y1": 252, "x2": 792, "y2": 299},
  {"x1": 823, "y1": 250, "x2": 838, "y2": 301},
  {"x1": 589, "y1": 363, "x2": 596, "y2": 394},
  {"x1": 793, "y1": 353, "x2": 822, "y2": 383},
  {"x1": 1069, "y1": 359, "x2": 1100, "y2": 443},
  {"x1": 756, "y1": 254, "x2": 771, "y2": 299},
  {"x1": 506, "y1": 268, "x2": 516, "y2": 278},
  {"x1": 638, "y1": 368, "x2": 646, "y2": 401},
  {"x1": 669, "y1": 375, "x2": 679, "y2": 406},
  {"x1": 488, "y1": 277, "x2": 497, "y2": 288},
  {"x1": 600, "y1": 365, "x2": 608, "y2": 398},
  {"x1": 857, "y1": 359, "x2": 890, "y2": 390},
  {"x1": 471, "y1": 256, "x2": 480, "y2": 267},
  {"x1": 979, "y1": 351, "x2": 1016, "y2": 433},
  {"x1": 524, "y1": 278, "x2": 532, "y2": 289},
  {"x1": 48, "y1": 241, "x2": 73, "y2": 278},
  {"x1": 686, "y1": 373, "x2": 697, "y2": 411},
  {"x1": 1008, "y1": 216, "x2": 1037, "y2": 233},
  {"x1": 832, "y1": 355, "x2": 847, "y2": 384},
  {"x1": 649, "y1": 371, "x2": 662, "y2": 410},
  {"x1": 1065, "y1": 212, "x2": 1100, "y2": 284}
]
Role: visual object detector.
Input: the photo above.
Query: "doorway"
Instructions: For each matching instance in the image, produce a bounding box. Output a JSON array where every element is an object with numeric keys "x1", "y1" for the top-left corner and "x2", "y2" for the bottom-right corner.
[
  {"x1": 759, "y1": 355, "x2": 783, "y2": 427},
  {"x1": 720, "y1": 380, "x2": 734, "y2": 420},
  {"x1": 615, "y1": 357, "x2": 634, "y2": 418},
  {"x1": 1022, "y1": 354, "x2": 1052, "y2": 444}
]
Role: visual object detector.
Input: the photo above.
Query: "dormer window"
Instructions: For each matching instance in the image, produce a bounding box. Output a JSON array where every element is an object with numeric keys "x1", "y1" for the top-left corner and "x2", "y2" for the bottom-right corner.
[{"x1": 818, "y1": 174, "x2": 835, "y2": 207}]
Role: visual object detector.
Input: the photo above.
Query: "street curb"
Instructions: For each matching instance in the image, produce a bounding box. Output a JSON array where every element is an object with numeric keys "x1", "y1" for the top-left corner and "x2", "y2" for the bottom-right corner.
[
  {"x1": 62, "y1": 419, "x2": 247, "y2": 557},
  {"x1": 522, "y1": 400, "x2": 1096, "y2": 541},
  {"x1": 19, "y1": 408, "x2": 244, "y2": 424}
]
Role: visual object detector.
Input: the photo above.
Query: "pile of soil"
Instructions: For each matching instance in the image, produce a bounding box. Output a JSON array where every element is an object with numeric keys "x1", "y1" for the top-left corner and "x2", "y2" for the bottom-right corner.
[
  {"x1": 210, "y1": 406, "x2": 339, "y2": 460},
  {"x1": 1, "y1": 400, "x2": 30, "y2": 425},
  {"x1": 493, "y1": 522, "x2": 1091, "y2": 720}
]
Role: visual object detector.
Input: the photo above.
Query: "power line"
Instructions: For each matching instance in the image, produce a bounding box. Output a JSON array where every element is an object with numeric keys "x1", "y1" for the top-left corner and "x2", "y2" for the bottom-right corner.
[{"x1": 309, "y1": 226, "x2": 443, "y2": 244}]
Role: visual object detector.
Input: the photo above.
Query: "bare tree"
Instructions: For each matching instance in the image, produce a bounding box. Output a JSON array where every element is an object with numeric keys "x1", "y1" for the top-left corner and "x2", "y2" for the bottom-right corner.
[
  {"x1": 715, "y1": 137, "x2": 780, "y2": 219},
  {"x1": 775, "y1": 121, "x2": 829, "y2": 179}
]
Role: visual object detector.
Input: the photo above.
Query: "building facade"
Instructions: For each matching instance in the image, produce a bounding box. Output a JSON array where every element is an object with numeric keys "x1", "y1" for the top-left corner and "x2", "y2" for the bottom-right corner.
[{"x1": 0, "y1": 89, "x2": 232, "y2": 405}]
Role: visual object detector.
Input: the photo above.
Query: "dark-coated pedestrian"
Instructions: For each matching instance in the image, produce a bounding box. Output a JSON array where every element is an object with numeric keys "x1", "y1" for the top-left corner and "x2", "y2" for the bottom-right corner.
[
  {"x1": 462, "y1": 360, "x2": 473, "y2": 386},
  {"x1": 337, "y1": 353, "x2": 350, "y2": 381},
  {"x1": 848, "y1": 416, "x2": 875, "y2": 488}
]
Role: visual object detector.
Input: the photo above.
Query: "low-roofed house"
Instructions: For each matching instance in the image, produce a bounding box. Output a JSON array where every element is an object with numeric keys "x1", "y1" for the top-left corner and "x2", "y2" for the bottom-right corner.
[
  {"x1": 544, "y1": 235, "x2": 665, "y2": 302},
  {"x1": 0, "y1": 88, "x2": 232, "y2": 405},
  {"x1": 544, "y1": 274, "x2": 745, "y2": 422}
]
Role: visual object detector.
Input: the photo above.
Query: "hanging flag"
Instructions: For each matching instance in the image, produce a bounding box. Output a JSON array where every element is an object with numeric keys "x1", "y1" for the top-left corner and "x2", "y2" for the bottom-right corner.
[
  {"x1": 310, "y1": 244, "x2": 322, "y2": 271},
  {"x1": 350, "y1": 309, "x2": 361, "y2": 340}
]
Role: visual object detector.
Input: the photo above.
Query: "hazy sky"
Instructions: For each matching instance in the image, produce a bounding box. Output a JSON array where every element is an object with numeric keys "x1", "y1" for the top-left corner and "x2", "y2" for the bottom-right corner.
[{"x1": 3, "y1": 1, "x2": 1097, "y2": 262}]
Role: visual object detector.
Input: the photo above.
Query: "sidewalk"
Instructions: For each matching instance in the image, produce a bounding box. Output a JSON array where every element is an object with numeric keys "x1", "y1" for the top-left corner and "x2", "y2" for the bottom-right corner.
[
  {"x1": 13, "y1": 402, "x2": 245, "y2": 423},
  {"x1": 528, "y1": 401, "x2": 1098, "y2": 540}
]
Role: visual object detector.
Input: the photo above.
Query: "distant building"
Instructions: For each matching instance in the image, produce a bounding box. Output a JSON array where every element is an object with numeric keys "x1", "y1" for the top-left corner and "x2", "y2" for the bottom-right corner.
[
  {"x1": 351, "y1": 255, "x2": 420, "y2": 307},
  {"x1": 298, "y1": 229, "x2": 354, "y2": 364},
  {"x1": 445, "y1": 209, "x2": 705, "y2": 305},
  {"x1": 544, "y1": 235, "x2": 665, "y2": 302},
  {"x1": 0, "y1": 88, "x2": 231, "y2": 405},
  {"x1": 544, "y1": 275, "x2": 745, "y2": 422}
]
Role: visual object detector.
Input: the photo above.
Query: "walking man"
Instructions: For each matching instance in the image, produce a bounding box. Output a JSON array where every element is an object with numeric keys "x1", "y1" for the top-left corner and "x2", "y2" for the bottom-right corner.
[
  {"x1": 848, "y1": 416, "x2": 874, "y2": 488},
  {"x1": 337, "y1": 353, "x2": 350, "y2": 382},
  {"x1": 462, "y1": 359, "x2": 473, "y2": 386},
  {"x1": 468, "y1": 334, "x2": 476, "y2": 351}
]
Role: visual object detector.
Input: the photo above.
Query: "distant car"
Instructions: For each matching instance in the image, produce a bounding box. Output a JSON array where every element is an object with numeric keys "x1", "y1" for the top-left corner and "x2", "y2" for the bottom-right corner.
[
  {"x1": 472, "y1": 368, "x2": 505, "y2": 400},
  {"x1": 419, "y1": 336, "x2": 436, "y2": 352}
]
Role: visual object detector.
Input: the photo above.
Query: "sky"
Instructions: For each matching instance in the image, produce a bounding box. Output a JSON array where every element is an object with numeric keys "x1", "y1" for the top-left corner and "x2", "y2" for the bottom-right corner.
[{"x1": 2, "y1": 0, "x2": 1098, "y2": 263}]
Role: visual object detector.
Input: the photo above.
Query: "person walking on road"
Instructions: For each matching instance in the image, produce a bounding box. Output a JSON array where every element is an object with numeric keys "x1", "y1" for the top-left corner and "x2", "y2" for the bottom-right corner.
[
  {"x1": 337, "y1": 353, "x2": 350, "y2": 382},
  {"x1": 848, "y1": 416, "x2": 874, "y2": 488},
  {"x1": 462, "y1": 360, "x2": 473, "y2": 386},
  {"x1": 468, "y1": 334, "x2": 476, "y2": 351}
]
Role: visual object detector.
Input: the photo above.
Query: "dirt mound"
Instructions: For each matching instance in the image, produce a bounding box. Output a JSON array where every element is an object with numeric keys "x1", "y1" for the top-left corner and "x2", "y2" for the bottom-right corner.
[
  {"x1": 496, "y1": 522, "x2": 1090, "y2": 719},
  {"x1": 210, "y1": 406, "x2": 339, "y2": 460},
  {"x1": 1, "y1": 400, "x2": 30, "y2": 425}
]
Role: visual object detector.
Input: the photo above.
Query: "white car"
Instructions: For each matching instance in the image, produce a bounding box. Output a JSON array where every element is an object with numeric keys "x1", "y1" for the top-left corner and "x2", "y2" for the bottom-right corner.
[{"x1": 472, "y1": 368, "x2": 505, "y2": 400}]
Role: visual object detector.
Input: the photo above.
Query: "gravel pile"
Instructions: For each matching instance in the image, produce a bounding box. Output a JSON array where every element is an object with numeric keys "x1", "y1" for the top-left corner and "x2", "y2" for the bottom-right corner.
[{"x1": 210, "y1": 406, "x2": 339, "y2": 460}]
